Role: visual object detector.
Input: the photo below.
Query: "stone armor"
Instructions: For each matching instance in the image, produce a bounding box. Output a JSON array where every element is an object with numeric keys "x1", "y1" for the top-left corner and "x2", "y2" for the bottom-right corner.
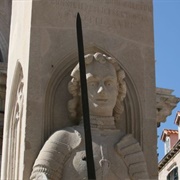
[{"x1": 30, "y1": 124, "x2": 149, "y2": 180}]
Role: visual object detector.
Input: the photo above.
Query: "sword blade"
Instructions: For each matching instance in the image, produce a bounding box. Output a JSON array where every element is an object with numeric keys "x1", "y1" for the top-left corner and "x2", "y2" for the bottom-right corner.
[{"x1": 76, "y1": 13, "x2": 96, "y2": 180}]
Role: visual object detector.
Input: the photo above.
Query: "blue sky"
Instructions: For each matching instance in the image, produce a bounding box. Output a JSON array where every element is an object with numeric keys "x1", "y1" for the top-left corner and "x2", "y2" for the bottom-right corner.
[{"x1": 153, "y1": 0, "x2": 180, "y2": 161}]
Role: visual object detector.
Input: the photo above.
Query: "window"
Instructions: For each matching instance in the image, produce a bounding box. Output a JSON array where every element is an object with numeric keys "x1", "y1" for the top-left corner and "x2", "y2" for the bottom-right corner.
[
  {"x1": 165, "y1": 136, "x2": 171, "y2": 154},
  {"x1": 167, "y1": 167, "x2": 178, "y2": 180}
]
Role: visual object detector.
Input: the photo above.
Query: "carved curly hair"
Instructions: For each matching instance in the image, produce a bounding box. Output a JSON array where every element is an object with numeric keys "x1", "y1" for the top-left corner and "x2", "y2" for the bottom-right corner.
[{"x1": 68, "y1": 52, "x2": 127, "y2": 124}]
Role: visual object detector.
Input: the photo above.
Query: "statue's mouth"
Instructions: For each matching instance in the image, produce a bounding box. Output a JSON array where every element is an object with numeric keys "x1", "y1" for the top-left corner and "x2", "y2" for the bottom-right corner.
[{"x1": 96, "y1": 99, "x2": 108, "y2": 102}]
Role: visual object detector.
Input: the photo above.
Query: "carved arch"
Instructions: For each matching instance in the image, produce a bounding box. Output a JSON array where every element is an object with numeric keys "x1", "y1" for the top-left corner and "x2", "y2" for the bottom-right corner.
[
  {"x1": 2, "y1": 61, "x2": 24, "y2": 179},
  {"x1": 44, "y1": 46, "x2": 142, "y2": 144}
]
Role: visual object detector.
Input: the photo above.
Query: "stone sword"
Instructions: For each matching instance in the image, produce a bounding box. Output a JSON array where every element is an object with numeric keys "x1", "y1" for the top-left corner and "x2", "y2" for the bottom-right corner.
[{"x1": 76, "y1": 13, "x2": 96, "y2": 180}]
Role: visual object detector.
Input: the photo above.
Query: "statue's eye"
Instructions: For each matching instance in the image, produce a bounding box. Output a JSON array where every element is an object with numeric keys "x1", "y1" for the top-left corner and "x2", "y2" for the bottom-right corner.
[
  {"x1": 105, "y1": 81, "x2": 113, "y2": 87},
  {"x1": 89, "y1": 81, "x2": 97, "y2": 87}
]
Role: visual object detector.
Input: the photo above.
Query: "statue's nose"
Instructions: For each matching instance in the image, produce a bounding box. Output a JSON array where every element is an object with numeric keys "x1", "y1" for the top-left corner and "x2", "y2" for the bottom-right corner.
[{"x1": 97, "y1": 83, "x2": 106, "y2": 94}]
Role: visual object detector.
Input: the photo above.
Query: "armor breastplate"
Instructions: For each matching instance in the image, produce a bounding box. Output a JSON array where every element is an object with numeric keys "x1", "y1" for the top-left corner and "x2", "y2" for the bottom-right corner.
[{"x1": 62, "y1": 126, "x2": 129, "y2": 180}]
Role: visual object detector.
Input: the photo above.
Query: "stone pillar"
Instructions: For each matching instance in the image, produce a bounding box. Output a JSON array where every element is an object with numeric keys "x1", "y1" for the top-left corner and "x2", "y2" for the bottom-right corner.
[
  {"x1": 1, "y1": 1, "x2": 33, "y2": 179},
  {"x1": 1, "y1": 0, "x2": 158, "y2": 179}
]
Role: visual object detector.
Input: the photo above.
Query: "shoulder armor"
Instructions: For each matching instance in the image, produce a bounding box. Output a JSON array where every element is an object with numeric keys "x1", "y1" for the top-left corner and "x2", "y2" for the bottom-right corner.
[
  {"x1": 116, "y1": 134, "x2": 149, "y2": 180},
  {"x1": 30, "y1": 127, "x2": 81, "y2": 180}
]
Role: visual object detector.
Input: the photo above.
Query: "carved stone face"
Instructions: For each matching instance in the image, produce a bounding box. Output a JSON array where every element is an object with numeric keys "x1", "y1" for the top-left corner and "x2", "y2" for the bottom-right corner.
[{"x1": 86, "y1": 60, "x2": 118, "y2": 116}]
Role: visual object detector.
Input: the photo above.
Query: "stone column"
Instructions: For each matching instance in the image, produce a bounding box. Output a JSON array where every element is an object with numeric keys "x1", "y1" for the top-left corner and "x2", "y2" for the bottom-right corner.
[
  {"x1": 1, "y1": 0, "x2": 158, "y2": 179},
  {"x1": 1, "y1": 1, "x2": 33, "y2": 179}
]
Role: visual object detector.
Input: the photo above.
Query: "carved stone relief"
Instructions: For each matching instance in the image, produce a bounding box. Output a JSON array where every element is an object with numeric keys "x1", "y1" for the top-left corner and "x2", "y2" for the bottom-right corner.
[
  {"x1": 44, "y1": 47, "x2": 142, "y2": 144},
  {"x1": 5, "y1": 63, "x2": 24, "y2": 179},
  {"x1": 31, "y1": 52, "x2": 148, "y2": 180}
]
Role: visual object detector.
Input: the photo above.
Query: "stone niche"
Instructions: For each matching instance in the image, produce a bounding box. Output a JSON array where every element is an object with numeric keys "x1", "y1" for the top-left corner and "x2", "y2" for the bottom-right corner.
[{"x1": 1, "y1": 0, "x2": 157, "y2": 179}]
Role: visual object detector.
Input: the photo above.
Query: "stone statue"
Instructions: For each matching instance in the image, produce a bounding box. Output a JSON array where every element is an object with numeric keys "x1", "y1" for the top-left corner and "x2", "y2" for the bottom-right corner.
[{"x1": 30, "y1": 52, "x2": 149, "y2": 180}]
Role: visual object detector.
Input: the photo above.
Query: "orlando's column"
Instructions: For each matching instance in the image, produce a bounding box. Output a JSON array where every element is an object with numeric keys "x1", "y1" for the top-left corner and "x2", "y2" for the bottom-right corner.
[{"x1": 1, "y1": 0, "x2": 157, "y2": 179}]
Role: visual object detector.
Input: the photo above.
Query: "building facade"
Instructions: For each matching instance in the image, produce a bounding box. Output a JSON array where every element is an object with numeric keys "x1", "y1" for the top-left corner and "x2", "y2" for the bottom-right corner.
[{"x1": 159, "y1": 112, "x2": 180, "y2": 180}]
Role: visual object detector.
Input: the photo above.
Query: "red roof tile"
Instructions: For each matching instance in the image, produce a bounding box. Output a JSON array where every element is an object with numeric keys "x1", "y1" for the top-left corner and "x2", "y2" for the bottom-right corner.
[{"x1": 164, "y1": 129, "x2": 178, "y2": 135}]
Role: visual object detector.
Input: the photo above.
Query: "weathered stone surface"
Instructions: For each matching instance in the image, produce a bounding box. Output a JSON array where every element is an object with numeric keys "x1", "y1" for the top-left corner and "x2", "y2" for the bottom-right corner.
[
  {"x1": 1, "y1": 0, "x2": 157, "y2": 179},
  {"x1": 31, "y1": 53, "x2": 149, "y2": 180}
]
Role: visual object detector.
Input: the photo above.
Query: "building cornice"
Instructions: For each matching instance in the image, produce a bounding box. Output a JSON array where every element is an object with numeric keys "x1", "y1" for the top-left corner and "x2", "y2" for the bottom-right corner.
[{"x1": 156, "y1": 88, "x2": 180, "y2": 126}]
